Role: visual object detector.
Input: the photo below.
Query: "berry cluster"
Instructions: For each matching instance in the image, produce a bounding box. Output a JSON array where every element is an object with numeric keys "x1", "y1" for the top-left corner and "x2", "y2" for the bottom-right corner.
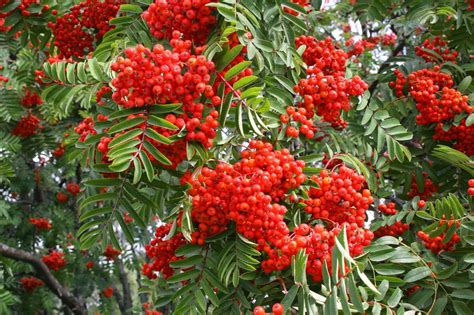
[
  {"x1": 124, "y1": 212, "x2": 134, "y2": 223},
  {"x1": 407, "y1": 173, "x2": 437, "y2": 199},
  {"x1": 52, "y1": 144, "x2": 65, "y2": 158},
  {"x1": 294, "y1": 36, "x2": 368, "y2": 127},
  {"x1": 21, "y1": 89, "x2": 43, "y2": 107},
  {"x1": 103, "y1": 245, "x2": 121, "y2": 261},
  {"x1": 345, "y1": 37, "x2": 377, "y2": 57},
  {"x1": 187, "y1": 141, "x2": 305, "y2": 246},
  {"x1": 280, "y1": 106, "x2": 317, "y2": 139},
  {"x1": 390, "y1": 67, "x2": 471, "y2": 125},
  {"x1": 42, "y1": 251, "x2": 66, "y2": 271},
  {"x1": 17, "y1": 0, "x2": 50, "y2": 17},
  {"x1": 303, "y1": 166, "x2": 373, "y2": 227},
  {"x1": 433, "y1": 120, "x2": 474, "y2": 156},
  {"x1": 29, "y1": 218, "x2": 52, "y2": 230},
  {"x1": 374, "y1": 221, "x2": 409, "y2": 238},
  {"x1": 143, "y1": 223, "x2": 186, "y2": 279},
  {"x1": 373, "y1": 201, "x2": 409, "y2": 238},
  {"x1": 302, "y1": 223, "x2": 373, "y2": 281},
  {"x1": 468, "y1": 179, "x2": 474, "y2": 196},
  {"x1": 143, "y1": 303, "x2": 164, "y2": 315},
  {"x1": 66, "y1": 182, "x2": 81, "y2": 196},
  {"x1": 74, "y1": 117, "x2": 96, "y2": 142},
  {"x1": 378, "y1": 202, "x2": 397, "y2": 215},
  {"x1": 142, "y1": 0, "x2": 217, "y2": 45},
  {"x1": 382, "y1": 33, "x2": 397, "y2": 46},
  {"x1": 405, "y1": 285, "x2": 421, "y2": 296},
  {"x1": 56, "y1": 191, "x2": 69, "y2": 203},
  {"x1": 21, "y1": 276, "x2": 44, "y2": 293},
  {"x1": 85, "y1": 261, "x2": 94, "y2": 269},
  {"x1": 48, "y1": 0, "x2": 120, "y2": 58},
  {"x1": 254, "y1": 303, "x2": 284, "y2": 315},
  {"x1": 415, "y1": 36, "x2": 458, "y2": 63},
  {"x1": 417, "y1": 218, "x2": 460, "y2": 254},
  {"x1": 102, "y1": 287, "x2": 114, "y2": 298},
  {"x1": 110, "y1": 38, "x2": 215, "y2": 108},
  {"x1": 12, "y1": 113, "x2": 42, "y2": 138}
]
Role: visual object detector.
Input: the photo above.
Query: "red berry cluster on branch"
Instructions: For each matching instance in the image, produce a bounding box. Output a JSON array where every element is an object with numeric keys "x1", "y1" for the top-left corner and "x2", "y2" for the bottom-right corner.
[
  {"x1": 110, "y1": 37, "x2": 216, "y2": 108},
  {"x1": 468, "y1": 179, "x2": 474, "y2": 196},
  {"x1": 345, "y1": 37, "x2": 377, "y2": 57},
  {"x1": 143, "y1": 223, "x2": 186, "y2": 279},
  {"x1": 373, "y1": 201, "x2": 409, "y2": 238},
  {"x1": 382, "y1": 33, "x2": 397, "y2": 46},
  {"x1": 300, "y1": 222, "x2": 373, "y2": 281},
  {"x1": 417, "y1": 217, "x2": 461, "y2": 254},
  {"x1": 303, "y1": 166, "x2": 373, "y2": 227},
  {"x1": 294, "y1": 36, "x2": 368, "y2": 127},
  {"x1": 407, "y1": 173, "x2": 437, "y2": 199},
  {"x1": 74, "y1": 117, "x2": 96, "y2": 142},
  {"x1": 52, "y1": 144, "x2": 65, "y2": 158},
  {"x1": 21, "y1": 89, "x2": 43, "y2": 107},
  {"x1": 253, "y1": 302, "x2": 284, "y2": 315},
  {"x1": 29, "y1": 218, "x2": 52, "y2": 230},
  {"x1": 280, "y1": 106, "x2": 317, "y2": 139},
  {"x1": 12, "y1": 113, "x2": 42, "y2": 138},
  {"x1": 187, "y1": 141, "x2": 305, "y2": 245},
  {"x1": 48, "y1": 0, "x2": 120, "y2": 58},
  {"x1": 415, "y1": 36, "x2": 458, "y2": 63},
  {"x1": 433, "y1": 120, "x2": 474, "y2": 156},
  {"x1": 103, "y1": 245, "x2": 121, "y2": 261},
  {"x1": 21, "y1": 276, "x2": 44, "y2": 292},
  {"x1": 142, "y1": 0, "x2": 217, "y2": 45},
  {"x1": 56, "y1": 191, "x2": 69, "y2": 203},
  {"x1": 374, "y1": 221, "x2": 409, "y2": 238},
  {"x1": 66, "y1": 182, "x2": 81, "y2": 196},
  {"x1": 102, "y1": 287, "x2": 113, "y2": 298},
  {"x1": 390, "y1": 67, "x2": 471, "y2": 125},
  {"x1": 42, "y1": 251, "x2": 66, "y2": 271},
  {"x1": 378, "y1": 202, "x2": 397, "y2": 215}
]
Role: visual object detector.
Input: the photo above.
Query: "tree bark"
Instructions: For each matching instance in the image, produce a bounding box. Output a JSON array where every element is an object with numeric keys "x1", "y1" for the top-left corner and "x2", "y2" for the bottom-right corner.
[
  {"x1": 0, "y1": 243, "x2": 86, "y2": 315},
  {"x1": 117, "y1": 258, "x2": 133, "y2": 315}
]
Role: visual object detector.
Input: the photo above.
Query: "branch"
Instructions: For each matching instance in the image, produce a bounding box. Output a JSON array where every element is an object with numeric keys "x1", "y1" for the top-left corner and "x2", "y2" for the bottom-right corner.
[
  {"x1": 368, "y1": 39, "x2": 406, "y2": 95},
  {"x1": 0, "y1": 243, "x2": 86, "y2": 315}
]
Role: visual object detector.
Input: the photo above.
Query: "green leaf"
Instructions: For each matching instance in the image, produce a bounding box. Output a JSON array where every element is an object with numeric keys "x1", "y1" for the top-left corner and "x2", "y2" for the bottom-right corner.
[
  {"x1": 167, "y1": 269, "x2": 200, "y2": 283},
  {"x1": 144, "y1": 128, "x2": 172, "y2": 145},
  {"x1": 139, "y1": 150, "x2": 154, "y2": 182},
  {"x1": 108, "y1": 117, "x2": 145, "y2": 134},
  {"x1": 79, "y1": 206, "x2": 113, "y2": 222},
  {"x1": 224, "y1": 61, "x2": 252, "y2": 81},
  {"x1": 281, "y1": 285, "x2": 298, "y2": 312},
  {"x1": 88, "y1": 58, "x2": 106, "y2": 82},
  {"x1": 108, "y1": 128, "x2": 143, "y2": 148},
  {"x1": 119, "y1": 4, "x2": 143, "y2": 13},
  {"x1": 233, "y1": 75, "x2": 258, "y2": 90},
  {"x1": 387, "y1": 288, "x2": 403, "y2": 308},
  {"x1": 143, "y1": 140, "x2": 172, "y2": 166},
  {"x1": 169, "y1": 255, "x2": 204, "y2": 268},
  {"x1": 216, "y1": 44, "x2": 244, "y2": 71},
  {"x1": 403, "y1": 266, "x2": 432, "y2": 282},
  {"x1": 148, "y1": 115, "x2": 179, "y2": 130},
  {"x1": 457, "y1": 75, "x2": 472, "y2": 93},
  {"x1": 84, "y1": 178, "x2": 122, "y2": 187}
]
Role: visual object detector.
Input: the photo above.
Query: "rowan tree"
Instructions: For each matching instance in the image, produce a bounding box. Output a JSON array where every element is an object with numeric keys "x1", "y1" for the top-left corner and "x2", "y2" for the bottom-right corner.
[{"x1": 0, "y1": 0, "x2": 473, "y2": 314}]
